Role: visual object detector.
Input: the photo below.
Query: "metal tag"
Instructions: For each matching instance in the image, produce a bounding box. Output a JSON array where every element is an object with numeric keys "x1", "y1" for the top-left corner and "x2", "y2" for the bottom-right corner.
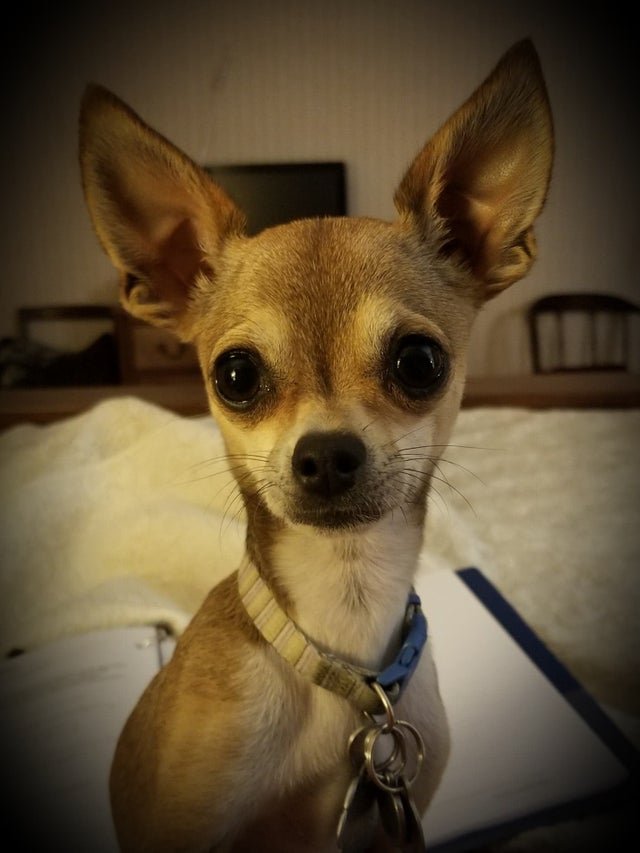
[
  {"x1": 377, "y1": 779, "x2": 408, "y2": 846},
  {"x1": 336, "y1": 766, "x2": 379, "y2": 852},
  {"x1": 399, "y1": 780, "x2": 427, "y2": 852}
]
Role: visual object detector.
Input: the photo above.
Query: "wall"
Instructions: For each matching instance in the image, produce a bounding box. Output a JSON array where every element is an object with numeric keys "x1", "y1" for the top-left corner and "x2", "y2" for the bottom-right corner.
[{"x1": 2, "y1": 0, "x2": 638, "y2": 373}]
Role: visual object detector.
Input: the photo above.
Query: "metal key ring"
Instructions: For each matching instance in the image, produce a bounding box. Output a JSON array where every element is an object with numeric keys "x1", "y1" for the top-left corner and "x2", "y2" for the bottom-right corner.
[
  {"x1": 392, "y1": 719, "x2": 425, "y2": 790},
  {"x1": 363, "y1": 725, "x2": 408, "y2": 792},
  {"x1": 370, "y1": 681, "x2": 396, "y2": 731},
  {"x1": 363, "y1": 720, "x2": 424, "y2": 793},
  {"x1": 348, "y1": 721, "x2": 404, "y2": 773}
]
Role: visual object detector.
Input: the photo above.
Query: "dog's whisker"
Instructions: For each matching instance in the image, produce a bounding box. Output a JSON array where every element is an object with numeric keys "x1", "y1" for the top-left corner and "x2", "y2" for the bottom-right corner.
[
  {"x1": 185, "y1": 455, "x2": 230, "y2": 472},
  {"x1": 394, "y1": 468, "x2": 449, "y2": 519},
  {"x1": 385, "y1": 481, "x2": 410, "y2": 509},
  {"x1": 179, "y1": 456, "x2": 279, "y2": 488},
  {"x1": 381, "y1": 423, "x2": 429, "y2": 451},
  {"x1": 425, "y1": 463, "x2": 477, "y2": 517},
  {"x1": 400, "y1": 454, "x2": 487, "y2": 487},
  {"x1": 219, "y1": 468, "x2": 266, "y2": 527},
  {"x1": 361, "y1": 416, "x2": 382, "y2": 433},
  {"x1": 437, "y1": 457, "x2": 487, "y2": 489},
  {"x1": 173, "y1": 464, "x2": 252, "y2": 488},
  {"x1": 225, "y1": 471, "x2": 279, "y2": 523},
  {"x1": 398, "y1": 442, "x2": 500, "y2": 454},
  {"x1": 242, "y1": 482, "x2": 279, "y2": 530},
  {"x1": 219, "y1": 485, "x2": 244, "y2": 527},
  {"x1": 220, "y1": 482, "x2": 263, "y2": 537},
  {"x1": 396, "y1": 462, "x2": 476, "y2": 518},
  {"x1": 428, "y1": 473, "x2": 476, "y2": 517},
  {"x1": 216, "y1": 483, "x2": 244, "y2": 550},
  {"x1": 187, "y1": 451, "x2": 272, "y2": 472},
  {"x1": 224, "y1": 452, "x2": 272, "y2": 461},
  {"x1": 392, "y1": 502, "x2": 410, "y2": 528},
  {"x1": 394, "y1": 471, "x2": 432, "y2": 507},
  {"x1": 426, "y1": 483, "x2": 450, "y2": 519}
]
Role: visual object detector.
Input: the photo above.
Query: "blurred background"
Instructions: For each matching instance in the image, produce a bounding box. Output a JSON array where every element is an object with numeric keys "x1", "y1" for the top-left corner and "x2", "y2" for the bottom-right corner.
[{"x1": 1, "y1": 0, "x2": 638, "y2": 377}]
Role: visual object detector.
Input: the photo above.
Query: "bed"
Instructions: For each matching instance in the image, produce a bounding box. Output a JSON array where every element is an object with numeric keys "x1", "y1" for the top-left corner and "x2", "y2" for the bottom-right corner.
[{"x1": 0, "y1": 389, "x2": 638, "y2": 850}]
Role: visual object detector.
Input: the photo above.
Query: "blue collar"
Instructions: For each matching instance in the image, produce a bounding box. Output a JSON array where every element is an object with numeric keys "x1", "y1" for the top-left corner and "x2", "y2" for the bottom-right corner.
[{"x1": 374, "y1": 591, "x2": 428, "y2": 700}]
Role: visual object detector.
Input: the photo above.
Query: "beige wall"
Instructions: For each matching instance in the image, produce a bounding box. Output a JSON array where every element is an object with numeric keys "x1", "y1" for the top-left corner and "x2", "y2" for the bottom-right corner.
[{"x1": 2, "y1": 0, "x2": 638, "y2": 374}]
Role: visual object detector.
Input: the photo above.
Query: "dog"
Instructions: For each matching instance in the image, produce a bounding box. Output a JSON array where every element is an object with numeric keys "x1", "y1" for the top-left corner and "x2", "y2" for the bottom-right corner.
[{"x1": 79, "y1": 38, "x2": 553, "y2": 852}]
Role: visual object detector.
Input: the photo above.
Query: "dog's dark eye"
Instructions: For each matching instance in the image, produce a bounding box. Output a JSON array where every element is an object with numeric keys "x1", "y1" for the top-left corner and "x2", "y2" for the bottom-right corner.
[
  {"x1": 390, "y1": 335, "x2": 447, "y2": 397},
  {"x1": 214, "y1": 350, "x2": 264, "y2": 408}
]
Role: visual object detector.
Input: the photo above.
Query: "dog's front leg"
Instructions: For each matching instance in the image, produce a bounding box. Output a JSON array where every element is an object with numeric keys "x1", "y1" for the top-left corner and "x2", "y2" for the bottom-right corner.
[
  {"x1": 110, "y1": 667, "x2": 264, "y2": 851},
  {"x1": 109, "y1": 577, "x2": 289, "y2": 852},
  {"x1": 112, "y1": 675, "x2": 354, "y2": 853}
]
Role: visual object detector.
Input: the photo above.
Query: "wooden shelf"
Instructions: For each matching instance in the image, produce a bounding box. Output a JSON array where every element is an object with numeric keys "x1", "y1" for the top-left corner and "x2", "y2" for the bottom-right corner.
[{"x1": 1, "y1": 373, "x2": 639, "y2": 429}]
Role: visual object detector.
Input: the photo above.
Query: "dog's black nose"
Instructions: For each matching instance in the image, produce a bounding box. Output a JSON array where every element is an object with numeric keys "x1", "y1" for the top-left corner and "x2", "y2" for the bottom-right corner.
[{"x1": 292, "y1": 432, "x2": 367, "y2": 499}]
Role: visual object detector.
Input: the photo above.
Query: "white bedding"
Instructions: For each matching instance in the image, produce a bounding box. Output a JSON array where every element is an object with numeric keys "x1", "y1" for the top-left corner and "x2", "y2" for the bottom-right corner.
[{"x1": 1, "y1": 396, "x2": 639, "y2": 723}]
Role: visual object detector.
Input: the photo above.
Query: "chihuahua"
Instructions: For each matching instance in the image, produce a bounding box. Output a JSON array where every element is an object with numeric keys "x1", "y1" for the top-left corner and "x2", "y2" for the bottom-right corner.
[{"x1": 79, "y1": 39, "x2": 552, "y2": 852}]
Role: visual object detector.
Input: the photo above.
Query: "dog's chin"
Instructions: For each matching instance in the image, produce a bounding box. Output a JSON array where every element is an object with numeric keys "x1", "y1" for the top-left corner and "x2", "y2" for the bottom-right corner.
[
  {"x1": 279, "y1": 499, "x2": 389, "y2": 533},
  {"x1": 290, "y1": 510, "x2": 380, "y2": 532}
]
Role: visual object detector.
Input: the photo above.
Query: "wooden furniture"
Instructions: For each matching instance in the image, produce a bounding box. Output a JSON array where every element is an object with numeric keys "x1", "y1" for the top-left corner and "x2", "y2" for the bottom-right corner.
[
  {"x1": 114, "y1": 311, "x2": 200, "y2": 384},
  {"x1": 8, "y1": 304, "x2": 121, "y2": 387},
  {"x1": 527, "y1": 293, "x2": 639, "y2": 373},
  {"x1": 17, "y1": 304, "x2": 118, "y2": 340},
  {"x1": 1, "y1": 373, "x2": 639, "y2": 429},
  {"x1": 2, "y1": 300, "x2": 638, "y2": 429},
  {"x1": 8, "y1": 304, "x2": 201, "y2": 386}
]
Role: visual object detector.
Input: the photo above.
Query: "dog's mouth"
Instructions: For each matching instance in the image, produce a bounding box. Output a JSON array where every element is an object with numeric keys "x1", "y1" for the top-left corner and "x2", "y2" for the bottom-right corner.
[{"x1": 287, "y1": 501, "x2": 386, "y2": 531}]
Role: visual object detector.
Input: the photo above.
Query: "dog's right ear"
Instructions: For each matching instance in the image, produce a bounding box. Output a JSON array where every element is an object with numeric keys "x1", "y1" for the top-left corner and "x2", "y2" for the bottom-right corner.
[{"x1": 79, "y1": 86, "x2": 245, "y2": 340}]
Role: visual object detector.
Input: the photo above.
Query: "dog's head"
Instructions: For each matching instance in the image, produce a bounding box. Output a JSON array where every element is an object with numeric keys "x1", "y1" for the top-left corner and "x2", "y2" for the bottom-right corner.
[{"x1": 80, "y1": 40, "x2": 552, "y2": 532}]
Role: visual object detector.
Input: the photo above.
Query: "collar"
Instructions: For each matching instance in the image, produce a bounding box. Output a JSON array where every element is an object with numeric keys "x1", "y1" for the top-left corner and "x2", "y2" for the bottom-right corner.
[{"x1": 238, "y1": 561, "x2": 428, "y2": 715}]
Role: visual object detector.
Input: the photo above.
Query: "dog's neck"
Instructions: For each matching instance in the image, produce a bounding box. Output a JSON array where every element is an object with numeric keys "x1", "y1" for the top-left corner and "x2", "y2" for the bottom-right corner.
[{"x1": 245, "y1": 498, "x2": 425, "y2": 672}]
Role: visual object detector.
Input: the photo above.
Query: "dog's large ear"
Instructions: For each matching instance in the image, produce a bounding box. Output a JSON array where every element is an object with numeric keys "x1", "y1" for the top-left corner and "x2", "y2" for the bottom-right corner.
[
  {"x1": 395, "y1": 39, "x2": 553, "y2": 299},
  {"x1": 79, "y1": 86, "x2": 245, "y2": 339}
]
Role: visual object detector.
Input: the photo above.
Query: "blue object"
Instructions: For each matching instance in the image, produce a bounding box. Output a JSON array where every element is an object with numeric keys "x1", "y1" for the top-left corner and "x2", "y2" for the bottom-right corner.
[{"x1": 375, "y1": 591, "x2": 428, "y2": 695}]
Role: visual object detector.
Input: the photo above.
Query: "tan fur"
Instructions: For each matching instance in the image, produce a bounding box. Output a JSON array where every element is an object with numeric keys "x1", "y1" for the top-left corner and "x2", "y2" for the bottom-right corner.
[{"x1": 79, "y1": 39, "x2": 553, "y2": 851}]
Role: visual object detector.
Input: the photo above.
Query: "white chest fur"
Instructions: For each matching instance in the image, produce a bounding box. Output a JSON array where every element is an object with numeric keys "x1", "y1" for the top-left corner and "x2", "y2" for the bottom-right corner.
[{"x1": 269, "y1": 515, "x2": 425, "y2": 670}]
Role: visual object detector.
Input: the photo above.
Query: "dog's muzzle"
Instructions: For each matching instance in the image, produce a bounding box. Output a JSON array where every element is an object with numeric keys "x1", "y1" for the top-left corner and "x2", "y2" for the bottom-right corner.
[{"x1": 288, "y1": 430, "x2": 381, "y2": 529}]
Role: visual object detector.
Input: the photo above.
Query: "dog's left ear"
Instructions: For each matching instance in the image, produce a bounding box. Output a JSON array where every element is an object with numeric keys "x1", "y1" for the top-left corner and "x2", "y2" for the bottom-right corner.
[{"x1": 395, "y1": 39, "x2": 553, "y2": 299}]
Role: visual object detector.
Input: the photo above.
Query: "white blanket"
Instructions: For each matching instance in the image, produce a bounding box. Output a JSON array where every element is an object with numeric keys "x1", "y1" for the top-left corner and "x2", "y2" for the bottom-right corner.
[{"x1": 1, "y1": 397, "x2": 639, "y2": 721}]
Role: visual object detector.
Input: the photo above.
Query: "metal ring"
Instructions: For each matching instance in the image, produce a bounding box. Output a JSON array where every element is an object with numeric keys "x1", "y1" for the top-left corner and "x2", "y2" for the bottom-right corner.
[
  {"x1": 393, "y1": 719, "x2": 425, "y2": 790},
  {"x1": 363, "y1": 726, "x2": 408, "y2": 792},
  {"x1": 370, "y1": 681, "x2": 396, "y2": 731},
  {"x1": 348, "y1": 722, "x2": 404, "y2": 773},
  {"x1": 370, "y1": 724, "x2": 406, "y2": 774},
  {"x1": 347, "y1": 723, "x2": 369, "y2": 754},
  {"x1": 363, "y1": 720, "x2": 425, "y2": 793}
]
